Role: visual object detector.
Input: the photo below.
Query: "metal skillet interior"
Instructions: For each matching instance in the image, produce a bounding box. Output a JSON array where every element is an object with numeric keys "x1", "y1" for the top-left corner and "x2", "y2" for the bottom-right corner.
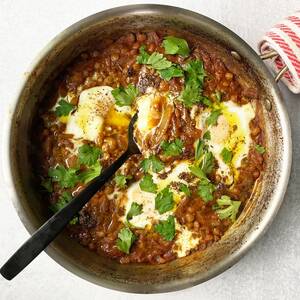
[{"x1": 9, "y1": 5, "x2": 291, "y2": 293}]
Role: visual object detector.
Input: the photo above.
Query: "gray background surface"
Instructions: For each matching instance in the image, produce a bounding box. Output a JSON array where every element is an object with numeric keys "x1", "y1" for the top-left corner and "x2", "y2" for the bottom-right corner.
[{"x1": 0, "y1": 0, "x2": 299, "y2": 299}]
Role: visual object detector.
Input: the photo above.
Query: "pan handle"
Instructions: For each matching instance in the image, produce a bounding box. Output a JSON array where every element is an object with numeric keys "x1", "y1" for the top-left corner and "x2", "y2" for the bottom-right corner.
[
  {"x1": 259, "y1": 50, "x2": 289, "y2": 83},
  {"x1": 258, "y1": 11, "x2": 300, "y2": 94}
]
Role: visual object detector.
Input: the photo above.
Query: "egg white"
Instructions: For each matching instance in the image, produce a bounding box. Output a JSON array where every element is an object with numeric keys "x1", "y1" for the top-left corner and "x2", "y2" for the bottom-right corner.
[
  {"x1": 174, "y1": 221, "x2": 200, "y2": 258},
  {"x1": 196, "y1": 100, "x2": 255, "y2": 185}
]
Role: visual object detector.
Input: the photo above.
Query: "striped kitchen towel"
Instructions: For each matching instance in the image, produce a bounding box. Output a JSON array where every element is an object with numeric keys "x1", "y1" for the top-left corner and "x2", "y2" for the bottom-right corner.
[{"x1": 259, "y1": 11, "x2": 300, "y2": 94}]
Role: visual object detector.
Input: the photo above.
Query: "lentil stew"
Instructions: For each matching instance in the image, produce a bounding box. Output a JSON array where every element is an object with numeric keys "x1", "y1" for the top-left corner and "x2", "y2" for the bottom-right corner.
[{"x1": 32, "y1": 29, "x2": 265, "y2": 265}]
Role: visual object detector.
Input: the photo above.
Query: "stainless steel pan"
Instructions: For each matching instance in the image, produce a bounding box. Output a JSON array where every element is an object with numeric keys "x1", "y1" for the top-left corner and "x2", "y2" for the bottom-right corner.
[{"x1": 6, "y1": 4, "x2": 292, "y2": 293}]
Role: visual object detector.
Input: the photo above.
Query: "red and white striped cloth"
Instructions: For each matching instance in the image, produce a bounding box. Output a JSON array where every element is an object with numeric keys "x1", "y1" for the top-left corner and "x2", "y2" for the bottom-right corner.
[{"x1": 259, "y1": 11, "x2": 300, "y2": 93}]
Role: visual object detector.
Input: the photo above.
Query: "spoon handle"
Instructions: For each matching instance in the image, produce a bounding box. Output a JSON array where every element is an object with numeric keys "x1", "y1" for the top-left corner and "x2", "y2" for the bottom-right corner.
[{"x1": 0, "y1": 149, "x2": 130, "y2": 280}]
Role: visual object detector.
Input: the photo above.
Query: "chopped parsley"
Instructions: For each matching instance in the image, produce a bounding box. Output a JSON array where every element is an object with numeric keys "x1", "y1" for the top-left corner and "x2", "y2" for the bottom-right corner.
[
  {"x1": 155, "y1": 186, "x2": 174, "y2": 214},
  {"x1": 78, "y1": 162, "x2": 102, "y2": 184},
  {"x1": 214, "y1": 90, "x2": 222, "y2": 102},
  {"x1": 203, "y1": 131, "x2": 211, "y2": 140},
  {"x1": 195, "y1": 139, "x2": 205, "y2": 161},
  {"x1": 215, "y1": 195, "x2": 241, "y2": 222},
  {"x1": 197, "y1": 178, "x2": 215, "y2": 202},
  {"x1": 136, "y1": 45, "x2": 172, "y2": 70},
  {"x1": 189, "y1": 165, "x2": 206, "y2": 179},
  {"x1": 180, "y1": 59, "x2": 207, "y2": 107},
  {"x1": 54, "y1": 99, "x2": 74, "y2": 117},
  {"x1": 221, "y1": 147, "x2": 233, "y2": 164},
  {"x1": 158, "y1": 65, "x2": 184, "y2": 81},
  {"x1": 51, "y1": 191, "x2": 78, "y2": 224},
  {"x1": 111, "y1": 84, "x2": 139, "y2": 106},
  {"x1": 51, "y1": 191, "x2": 72, "y2": 212},
  {"x1": 115, "y1": 174, "x2": 132, "y2": 188},
  {"x1": 255, "y1": 144, "x2": 266, "y2": 154},
  {"x1": 162, "y1": 36, "x2": 190, "y2": 57},
  {"x1": 154, "y1": 215, "x2": 176, "y2": 241},
  {"x1": 48, "y1": 165, "x2": 79, "y2": 188},
  {"x1": 180, "y1": 183, "x2": 191, "y2": 197},
  {"x1": 161, "y1": 138, "x2": 184, "y2": 156},
  {"x1": 116, "y1": 227, "x2": 137, "y2": 254},
  {"x1": 200, "y1": 151, "x2": 215, "y2": 174},
  {"x1": 126, "y1": 202, "x2": 143, "y2": 221},
  {"x1": 139, "y1": 174, "x2": 157, "y2": 193},
  {"x1": 140, "y1": 155, "x2": 164, "y2": 173},
  {"x1": 78, "y1": 144, "x2": 101, "y2": 166},
  {"x1": 206, "y1": 109, "x2": 222, "y2": 126}
]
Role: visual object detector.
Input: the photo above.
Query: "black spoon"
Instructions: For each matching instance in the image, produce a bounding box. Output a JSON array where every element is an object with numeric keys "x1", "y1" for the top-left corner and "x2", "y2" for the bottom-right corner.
[{"x1": 0, "y1": 113, "x2": 140, "y2": 280}]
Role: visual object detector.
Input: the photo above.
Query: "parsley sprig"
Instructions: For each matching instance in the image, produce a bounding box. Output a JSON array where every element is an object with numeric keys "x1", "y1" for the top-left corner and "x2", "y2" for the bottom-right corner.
[
  {"x1": 154, "y1": 215, "x2": 176, "y2": 241},
  {"x1": 221, "y1": 147, "x2": 233, "y2": 164},
  {"x1": 214, "y1": 195, "x2": 241, "y2": 222},
  {"x1": 115, "y1": 174, "x2": 132, "y2": 188},
  {"x1": 126, "y1": 202, "x2": 143, "y2": 221},
  {"x1": 255, "y1": 144, "x2": 266, "y2": 154},
  {"x1": 136, "y1": 45, "x2": 172, "y2": 70},
  {"x1": 139, "y1": 174, "x2": 157, "y2": 193},
  {"x1": 155, "y1": 186, "x2": 174, "y2": 214},
  {"x1": 111, "y1": 84, "x2": 139, "y2": 106},
  {"x1": 50, "y1": 192, "x2": 78, "y2": 224},
  {"x1": 206, "y1": 109, "x2": 222, "y2": 126},
  {"x1": 161, "y1": 138, "x2": 184, "y2": 156},
  {"x1": 78, "y1": 144, "x2": 101, "y2": 166},
  {"x1": 136, "y1": 45, "x2": 184, "y2": 81},
  {"x1": 48, "y1": 166, "x2": 79, "y2": 188},
  {"x1": 55, "y1": 98, "x2": 74, "y2": 117},
  {"x1": 140, "y1": 155, "x2": 165, "y2": 173},
  {"x1": 180, "y1": 60, "x2": 208, "y2": 107},
  {"x1": 116, "y1": 227, "x2": 137, "y2": 254},
  {"x1": 162, "y1": 36, "x2": 190, "y2": 57}
]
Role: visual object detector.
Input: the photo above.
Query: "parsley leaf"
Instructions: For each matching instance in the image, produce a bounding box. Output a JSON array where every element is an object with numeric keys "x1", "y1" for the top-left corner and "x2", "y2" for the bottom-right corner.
[
  {"x1": 200, "y1": 151, "x2": 215, "y2": 174},
  {"x1": 136, "y1": 45, "x2": 183, "y2": 80},
  {"x1": 154, "y1": 215, "x2": 176, "y2": 241},
  {"x1": 116, "y1": 227, "x2": 137, "y2": 254},
  {"x1": 195, "y1": 139, "x2": 205, "y2": 161},
  {"x1": 189, "y1": 164, "x2": 206, "y2": 179},
  {"x1": 69, "y1": 217, "x2": 79, "y2": 225},
  {"x1": 111, "y1": 84, "x2": 139, "y2": 106},
  {"x1": 180, "y1": 183, "x2": 191, "y2": 196},
  {"x1": 180, "y1": 60, "x2": 207, "y2": 107},
  {"x1": 139, "y1": 174, "x2": 157, "y2": 193},
  {"x1": 78, "y1": 144, "x2": 101, "y2": 166},
  {"x1": 255, "y1": 144, "x2": 266, "y2": 154},
  {"x1": 158, "y1": 65, "x2": 184, "y2": 81},
  {"x1": 162, "y1": 36, "x2": 190, "y2": 57},
  {"x1": 78, "y1": 163, "x2": 102, "y2": 184},
  {"x1": 41, "y1": 178, "x2": 53, "y2": 192},
  {"x1": 206, "y1": 109, "x2": 222, "y2": 126},
  {"x1": 215, "y1": 195, "x2": 241, "y2": 222},
  {"x1": 51, "y1": 191, "x2": 72, "y2": 212},
  {"x1": 55, "y1": 99, "x2": 74, "y2": 117},
  {"x1": 136, "y1": 45, "x2": 150, "y2": 64},
  {"x1": 203, "y1": 131, "x2": 211, "y2": 140},
  {"x1": 48, "y1": 165, "x2": 79, "y2": 188},
  {"x1": 155, "y1": 186, "x2": 174, "y2": 214},
  {"x1": 198, "y1": 179, "x2": 215, "y2": 202},
  {"x1": 140, "y1": 155, "x2": 164, "y2": 173},
  {"x1": 214, "y1": 90, "x2": 222, "y2": 102},
  {"x1": 161, "y1": 138, "x2": 184, "y2": 156},
  {"x1": 115, "y1": 174, "x2": 132, "y2": 188},
  {"x1": 221, "y1": 147, "x2": 233, "y2": 164},
  {"x1": 126, "y1": 202, "x2": 143, "y2": 220},
  {"x1": 50, "y1": 192, "x2": 79, "y2": 225},
  {"x1": 136, "y1": 45, "x2": 172, "y2": 71},
  {"x1": 147, "y1": 52, "x2": 172, "y2": 70}
]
